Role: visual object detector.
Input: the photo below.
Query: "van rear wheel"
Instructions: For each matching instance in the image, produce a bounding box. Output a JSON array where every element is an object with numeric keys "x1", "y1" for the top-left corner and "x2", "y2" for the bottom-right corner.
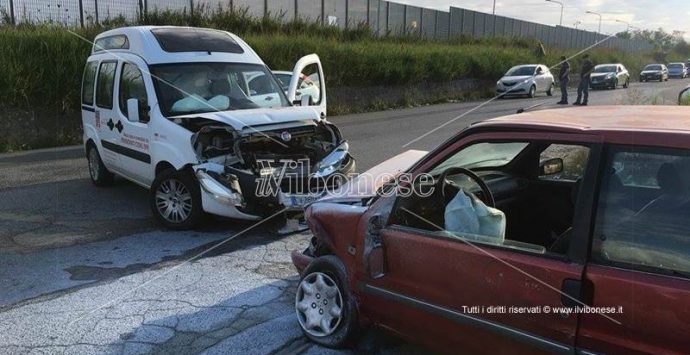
[
  {"x1": 150, "y1": 169, "x2": 203, "y2": 230},
  {"x1": 87, "y1": 143, "x2": 114, "y2": 187}
]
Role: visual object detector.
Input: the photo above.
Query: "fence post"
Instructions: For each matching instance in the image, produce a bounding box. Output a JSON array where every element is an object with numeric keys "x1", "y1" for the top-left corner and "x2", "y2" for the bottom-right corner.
[
  {"x1": 294, "y1": 0, "x2": 298, "y2": 20},
  {"x1": 78, "y1": 0, "x2": 84, "y2": 26},
  {"x1": 366, "y1": 0, "x2": 369, "y2": 26},
  {"x1": 94, "y1": 0, "x2": 99, "y2": 24},
  {"x1": 344, "y1": 0, "x2": 349, "y2": 28},
  {"x1": 189, "y1": 0, "x2": 194, "y2": 17},
  {"x1": 320, "y1": 0, "x2": 324, "y2": 25},
  {"x1": 9, "y1": 0, "x2": 15, "y2": 25}
]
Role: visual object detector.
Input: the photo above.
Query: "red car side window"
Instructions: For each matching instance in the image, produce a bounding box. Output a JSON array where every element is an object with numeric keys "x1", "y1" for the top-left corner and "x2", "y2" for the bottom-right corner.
[{"x1": 593, "y1": 147, "x2": 690, "y2": 276}]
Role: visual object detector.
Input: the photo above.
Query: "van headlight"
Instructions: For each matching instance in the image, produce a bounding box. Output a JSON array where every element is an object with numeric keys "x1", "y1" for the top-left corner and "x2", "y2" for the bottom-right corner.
[{"x1": 313, "y1": 142, "x2": 349, "y2": 178}]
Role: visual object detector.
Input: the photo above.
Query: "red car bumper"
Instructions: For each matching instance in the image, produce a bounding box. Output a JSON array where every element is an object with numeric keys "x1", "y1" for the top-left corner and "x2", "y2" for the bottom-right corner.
[{"x1": 291, "y1": 249, "x2": 314, "y2": 274}]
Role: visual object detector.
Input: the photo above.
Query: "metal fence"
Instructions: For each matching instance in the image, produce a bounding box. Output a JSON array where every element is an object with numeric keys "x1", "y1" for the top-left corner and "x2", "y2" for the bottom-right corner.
[{"x1": 0, "y1": 0, "x2": 653, "y2": 53}]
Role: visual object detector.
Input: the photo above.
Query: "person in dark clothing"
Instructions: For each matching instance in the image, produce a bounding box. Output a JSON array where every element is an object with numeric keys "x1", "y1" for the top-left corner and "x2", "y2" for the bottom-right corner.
[
  {"x1": 574, "y1": 54, "x2": 594, "y2": 106},
  {"x1": 557, "y1": 56, "x2": 570, "y2": 104}
]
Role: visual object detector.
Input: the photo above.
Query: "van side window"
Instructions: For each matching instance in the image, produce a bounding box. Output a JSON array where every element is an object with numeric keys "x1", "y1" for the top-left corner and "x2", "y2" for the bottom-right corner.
[
  {"x1": 96, "y1": 61, "x2": 117, "y2": 109},
  {"x1": 593, "y1": 147, "x2": 690, "y2": 276},
  {"x1": 82, "y1": 61, "x2": 98, "y2": 106},
  {"x1": 119, "y1": 63, "x2": 148, "y2": 120}
]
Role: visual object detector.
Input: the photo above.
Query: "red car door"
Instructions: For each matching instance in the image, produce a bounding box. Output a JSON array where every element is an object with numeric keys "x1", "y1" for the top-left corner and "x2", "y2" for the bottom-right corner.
[
  {"x1": 577, "y1": 145, "x2": 690, "y2": 354},
  {"x1": 357, "y1": 132, "x2": 604, "y2": 354}
]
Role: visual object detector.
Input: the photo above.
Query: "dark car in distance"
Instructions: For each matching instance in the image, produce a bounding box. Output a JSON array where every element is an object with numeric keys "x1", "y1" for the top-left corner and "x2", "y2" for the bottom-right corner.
[
  {"x1": 668, "y1": 62, "x2": 688, "y2": 79},
  {"x1": 590, "y1": 64, "x2": 630, "y2": 89},
  {"x1": 292, "y1": 106, "x2": 690, "y2": 354},
  {"x1": 639, "y1": 63, "x2": 668, "y2": 82}
]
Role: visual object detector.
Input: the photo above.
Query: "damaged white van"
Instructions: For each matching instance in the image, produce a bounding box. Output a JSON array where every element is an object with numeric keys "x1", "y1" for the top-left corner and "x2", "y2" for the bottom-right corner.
[{"x1": 81, "y1": 26, "x2": 355, "y2": 229}]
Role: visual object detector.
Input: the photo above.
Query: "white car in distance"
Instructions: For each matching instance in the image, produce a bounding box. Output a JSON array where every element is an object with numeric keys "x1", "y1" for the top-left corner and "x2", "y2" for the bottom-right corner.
[{"x1": 496, "y1": 64, "x2": 555, "y2": 98}]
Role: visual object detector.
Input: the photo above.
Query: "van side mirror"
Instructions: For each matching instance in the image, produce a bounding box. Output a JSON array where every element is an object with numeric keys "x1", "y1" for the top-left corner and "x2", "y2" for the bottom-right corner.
[
  {"x1": 540, "y1": 158, "x2": 564, "y2": 176},
  {"x1": 293, "y1": 94, "x2": 312, "y2": 106},
  {"x1": 127, "y1": 98, "x2": 149, "y2": 123}
]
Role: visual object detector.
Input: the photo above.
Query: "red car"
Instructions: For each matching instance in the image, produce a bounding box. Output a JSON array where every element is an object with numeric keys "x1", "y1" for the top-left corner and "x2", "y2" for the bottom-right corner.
[{"x1": 291, "y1": 106, "x2": 690, "y2": 354}]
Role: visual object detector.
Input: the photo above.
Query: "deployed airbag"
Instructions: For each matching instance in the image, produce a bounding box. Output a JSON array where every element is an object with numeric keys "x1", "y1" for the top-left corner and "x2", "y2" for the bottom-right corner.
[{"x1": 444, "y1": 189, "x2": 506, "y2": 242}]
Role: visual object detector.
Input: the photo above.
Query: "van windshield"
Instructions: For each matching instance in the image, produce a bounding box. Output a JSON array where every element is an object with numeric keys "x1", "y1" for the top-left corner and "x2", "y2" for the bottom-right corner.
[{"x1": 150, "y1": 62, "x2": 290, "y2": 117}]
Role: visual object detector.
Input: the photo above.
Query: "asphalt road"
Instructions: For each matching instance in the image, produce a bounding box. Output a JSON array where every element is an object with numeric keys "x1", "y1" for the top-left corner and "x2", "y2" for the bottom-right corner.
[{"x1": 0, "y1": 79, "x2": 687, "y2": 354}]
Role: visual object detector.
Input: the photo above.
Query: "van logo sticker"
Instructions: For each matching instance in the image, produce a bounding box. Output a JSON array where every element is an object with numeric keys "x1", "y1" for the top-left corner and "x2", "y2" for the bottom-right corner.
[
  {"x1": 115, "y1": 120, "x2": 124, "y2": 133},
  {"x1": 120, "y1": 133, "x2": 150, "y2": 151},
  {"x1": 280, "y1": 131, "x2": 292, "y2": 142},
  {"x1": 106, "y1": 118, "x2": 115, "y2": 131}
]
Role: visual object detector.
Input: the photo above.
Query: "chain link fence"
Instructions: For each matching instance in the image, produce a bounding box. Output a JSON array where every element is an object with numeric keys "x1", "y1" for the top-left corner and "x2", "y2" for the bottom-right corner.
[{"x1": 0, "y1": 0, "x2": 653, "y2": 53}]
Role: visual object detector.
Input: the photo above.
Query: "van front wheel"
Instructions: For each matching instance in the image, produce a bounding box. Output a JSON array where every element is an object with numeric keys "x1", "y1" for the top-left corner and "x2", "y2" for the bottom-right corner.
[{"x1": 150, "y1": 169, "x2": 203, "y2": 229}]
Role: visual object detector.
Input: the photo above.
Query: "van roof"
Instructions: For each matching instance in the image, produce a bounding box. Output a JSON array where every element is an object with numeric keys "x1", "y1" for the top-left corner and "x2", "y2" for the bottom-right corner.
[{"x1": 91, "y1": 26, "x2": 264, "y2": 65}]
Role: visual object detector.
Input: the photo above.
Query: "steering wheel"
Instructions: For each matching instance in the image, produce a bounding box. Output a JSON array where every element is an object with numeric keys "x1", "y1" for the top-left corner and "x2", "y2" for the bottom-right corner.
[{"x1": 437, "y1": 167, "x2": 495, "y2": 208}]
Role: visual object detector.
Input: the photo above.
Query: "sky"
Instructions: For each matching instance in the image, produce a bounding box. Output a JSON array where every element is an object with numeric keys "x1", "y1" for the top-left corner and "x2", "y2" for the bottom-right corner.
[{"x1": 389, "y1": 0, "x2": 690, "y2": 40}]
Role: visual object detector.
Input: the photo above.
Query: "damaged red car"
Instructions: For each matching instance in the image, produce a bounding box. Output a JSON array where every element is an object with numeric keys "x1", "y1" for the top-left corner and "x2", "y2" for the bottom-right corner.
[{"x1": 291, "y1": 106, "x2": 690, "y2": 354}]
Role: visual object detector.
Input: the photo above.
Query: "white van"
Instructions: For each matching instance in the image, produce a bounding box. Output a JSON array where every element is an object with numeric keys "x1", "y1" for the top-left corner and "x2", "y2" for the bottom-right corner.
[{"x1": 81, "y1": 26, "x2": 355, "y2": 229}]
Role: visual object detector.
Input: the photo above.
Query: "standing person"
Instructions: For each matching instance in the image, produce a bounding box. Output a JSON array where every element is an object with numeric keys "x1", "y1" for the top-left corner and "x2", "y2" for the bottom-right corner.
[
  {"x1": 574, "y1": 54, "x2": 594, "y2": 106},
  {"x1": 557, "y1": 56, "x2": 570, "y2": 104}
]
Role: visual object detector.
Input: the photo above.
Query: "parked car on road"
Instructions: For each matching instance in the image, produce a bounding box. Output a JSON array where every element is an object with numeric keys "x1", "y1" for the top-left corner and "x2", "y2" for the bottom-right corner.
[
  {"x1": 81, "y1": 26, "x2": 354, "y2": 229},
  {"x1": 639, "y1": 64, "x2": 668, "y2": 82},
  {"x1": 273, "y1": 70, "x2": 321, "y2": 104},
  {"x1": 496, "y1": 64, "x2": 555, "y2": 98},
  {"x1": 590, "y1": 64, "x2": 629, "y2": 89},
  {"x1": 685, "y1": 60, "x2": 690, "y2": 76},
  {"x1": 667, "y1": 62, "x2": 687, "y2": 78},
  {"x1": 292, "y1": 106, "x2": 690, "y2": 354}
]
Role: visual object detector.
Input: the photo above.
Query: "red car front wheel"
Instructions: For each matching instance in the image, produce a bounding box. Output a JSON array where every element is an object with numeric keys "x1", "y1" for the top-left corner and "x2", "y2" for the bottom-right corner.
[{"x1": 295, "y1": 256, "x2": 359, "y2": 348}]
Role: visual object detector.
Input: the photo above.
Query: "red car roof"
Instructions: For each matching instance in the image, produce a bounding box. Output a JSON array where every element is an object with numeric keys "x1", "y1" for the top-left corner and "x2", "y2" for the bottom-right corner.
[{"x1": 474, "y1": 106, "x2": 690, "y2": 148}]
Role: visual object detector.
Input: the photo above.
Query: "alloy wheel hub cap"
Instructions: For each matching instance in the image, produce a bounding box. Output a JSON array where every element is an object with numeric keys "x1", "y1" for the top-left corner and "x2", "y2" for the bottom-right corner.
[
  {"x1": 155, "y1": 179, "x2": 192, "y2": 223},
  {"x1": 295, "y1": 272, "x2": 343, "y2": 337}
]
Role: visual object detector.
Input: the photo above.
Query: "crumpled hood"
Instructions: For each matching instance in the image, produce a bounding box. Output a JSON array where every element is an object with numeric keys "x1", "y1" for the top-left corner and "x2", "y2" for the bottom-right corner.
[
  {"x1": 173, "y1": 106, "x2": 320, "y2": 131},
  {"x1": 319, "y1": 150, "x2": 428, "y2": 202},
  {"x1": 500, "y1": 75, "x2": 533, "y2": 84}
]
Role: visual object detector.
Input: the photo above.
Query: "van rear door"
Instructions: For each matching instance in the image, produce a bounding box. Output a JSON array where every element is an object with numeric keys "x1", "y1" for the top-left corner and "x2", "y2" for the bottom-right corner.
[{"x1": 93, "y1": 60, "x2": 122, "y2": 173}]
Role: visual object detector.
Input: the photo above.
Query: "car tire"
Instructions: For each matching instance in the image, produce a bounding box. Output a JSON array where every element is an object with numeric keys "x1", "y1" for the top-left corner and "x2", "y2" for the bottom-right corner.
[
  {"x1": 546, "y1": 83, "x2": 553, "y2": 96},
  {"x1": 87, "y1": 143, "x2": 114, "y2": 187},
  {"x1": 296, "y1": 255, "x2": 359, "y2": 348},
  {"x1": 528, "y1": 85, "x2": 536, "y2": 98},
  {"x1": 660, "y1": 76, "x2": 664, "y2": 82},
  {"x1": 623, "y1": 78, "x2": 629, "y2": 88},
  {"x1": 612, "y1": 79, "x2": 618, "y2": 90},
  {"x1": 150, "y1": 168, "x2": 204, "y2": 230}
]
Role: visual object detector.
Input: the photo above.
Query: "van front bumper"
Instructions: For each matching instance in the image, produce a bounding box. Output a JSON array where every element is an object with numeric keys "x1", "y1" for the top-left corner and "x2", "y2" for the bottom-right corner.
[{"x1": 192, "y1": 143, "x2": 355, "y2": 219}]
